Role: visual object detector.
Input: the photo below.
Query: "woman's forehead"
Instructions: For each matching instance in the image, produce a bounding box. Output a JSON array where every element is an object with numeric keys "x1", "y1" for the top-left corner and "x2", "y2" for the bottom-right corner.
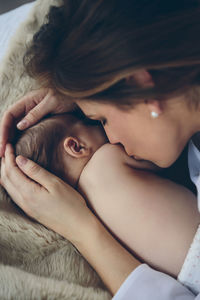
[
  {"x1": 76, "y1": 100, "x2": 138, "y2": 121},
  {"x1": 76, "y1": 100, "x2": 116, "y2": 116}
]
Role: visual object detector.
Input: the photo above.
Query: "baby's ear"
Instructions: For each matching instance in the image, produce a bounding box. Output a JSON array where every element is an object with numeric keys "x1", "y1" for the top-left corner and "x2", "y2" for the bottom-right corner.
[{"x1": 63, "y1": 137, "x2": 90, "y2": 158}]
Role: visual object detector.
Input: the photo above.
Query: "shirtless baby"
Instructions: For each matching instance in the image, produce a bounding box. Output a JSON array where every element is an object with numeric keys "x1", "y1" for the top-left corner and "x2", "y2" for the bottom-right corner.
[{"x1": 14, "y1": 112, "x2": 200, "y2": 294}]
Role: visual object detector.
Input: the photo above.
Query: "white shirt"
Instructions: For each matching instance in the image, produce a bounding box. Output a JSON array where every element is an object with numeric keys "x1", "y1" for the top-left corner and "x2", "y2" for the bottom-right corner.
[{"x1": 113, "y1": 141, "x2": 200, "y2": 300}]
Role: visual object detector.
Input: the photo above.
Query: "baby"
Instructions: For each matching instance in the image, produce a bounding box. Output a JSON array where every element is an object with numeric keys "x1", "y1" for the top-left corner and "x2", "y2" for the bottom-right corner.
[
  {"x1": 14, "y1": 112, "x2": 200, "y2": 295},
  {"x1": 15, "y1": 112, "x2": 107, "y2": 188},
  {"x1": 15, "y1": 111, "x2": 159, "y2": 186}
]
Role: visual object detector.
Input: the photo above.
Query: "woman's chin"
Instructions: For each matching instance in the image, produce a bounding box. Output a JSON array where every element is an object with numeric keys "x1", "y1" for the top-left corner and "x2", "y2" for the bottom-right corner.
[{"x1": 153, "y1": 156, "x2": 178, "y2": 169}]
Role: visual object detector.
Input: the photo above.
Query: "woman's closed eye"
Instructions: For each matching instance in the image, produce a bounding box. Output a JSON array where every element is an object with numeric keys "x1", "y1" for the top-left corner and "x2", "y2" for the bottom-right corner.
[
  {"x1": 84, "y1": 113, "x2": 107, "y2": 127},
  {"x1": 99, "y1": 118, "x2": 107, "y2": 126}
]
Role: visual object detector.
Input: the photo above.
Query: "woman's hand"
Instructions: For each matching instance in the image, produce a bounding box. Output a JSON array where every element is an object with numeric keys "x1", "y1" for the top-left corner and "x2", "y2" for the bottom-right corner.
[
  {"x1": 0, "y1": 144, "x2": 91, "y2": 243},
  {"x1": 1, "y1": 144, "x2": 141, "y2": 295},
  {"x1": 0, "y1": 88, "x2": 76, "y2": 157}
]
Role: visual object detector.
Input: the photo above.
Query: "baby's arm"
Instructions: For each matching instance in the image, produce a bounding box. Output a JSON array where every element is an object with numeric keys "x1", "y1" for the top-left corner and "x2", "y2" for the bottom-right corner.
[{"x1": 79, "y1": 144, "x2": 200, "y2": 279}]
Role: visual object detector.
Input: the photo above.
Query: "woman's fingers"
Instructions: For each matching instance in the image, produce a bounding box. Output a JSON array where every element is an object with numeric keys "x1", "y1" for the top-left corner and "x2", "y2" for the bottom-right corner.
[
  {"x1": 0, "y1": 91, "x2": 38, "y2": 149},
  {"x1": 2, "y1": 144, "x2": 37, "y2": 190},
  {"x1": 0, "y1": 111, "x2": 15, "y2": 156},
  {"x1": 1, "y1": 147, "x2": 36, "y2": 214},
  {"x1": 0, "y1": 97, "x2": 30, "y2": 156},
  {"x1": 17, "y1": 89, "x2": 57, "y2": 130},
  {"x1": 1, "y1": 144, "x2": 90, "y2": 239},
  {"x1": 1, "y1": 157, "x2": 24, "y2": 204},
  {"x1": 0, "y1": 88, "x2": 49, "y2": 157},
  {"x1": 1, "y1": 144, "x2": 48, "y2": 216},
  {"x1": 15, "y1": 156, "x2": 60, "y2": 192},
  {"x1": 0, "y1": 88, "x2": 76, "y2": 158}
]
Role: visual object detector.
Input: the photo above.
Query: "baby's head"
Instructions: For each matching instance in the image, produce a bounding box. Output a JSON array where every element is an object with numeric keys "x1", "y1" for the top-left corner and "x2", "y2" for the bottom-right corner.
[{"x1": 14, "y1": 113, "x2": 107, "y2": 187}]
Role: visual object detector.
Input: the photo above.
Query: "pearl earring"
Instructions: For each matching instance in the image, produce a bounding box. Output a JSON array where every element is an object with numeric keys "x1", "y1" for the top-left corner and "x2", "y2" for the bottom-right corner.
[{"x1": 151, "y1": 111, "x2": 159, "y2": 118}]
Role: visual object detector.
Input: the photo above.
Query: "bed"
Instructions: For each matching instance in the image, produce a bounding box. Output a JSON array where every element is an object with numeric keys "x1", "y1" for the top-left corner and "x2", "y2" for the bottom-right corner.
[{"x1": 0, "y1": 0, "x2": 111, "y2": 299}]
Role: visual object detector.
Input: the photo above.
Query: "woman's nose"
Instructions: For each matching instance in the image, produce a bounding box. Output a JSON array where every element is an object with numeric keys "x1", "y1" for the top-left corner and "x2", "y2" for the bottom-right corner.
[
  {"x1": 105, "y1": 130, "x2": 119, "y2": 145},
  {"x1": 105, "y1": 129, "x2": 131, "y2": 154}
]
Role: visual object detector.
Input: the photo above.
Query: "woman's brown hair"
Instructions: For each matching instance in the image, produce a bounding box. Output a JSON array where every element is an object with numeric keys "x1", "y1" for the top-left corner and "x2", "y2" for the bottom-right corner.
[{"x1": 24, "y1": 0, "x2": 200, "y2": 107}]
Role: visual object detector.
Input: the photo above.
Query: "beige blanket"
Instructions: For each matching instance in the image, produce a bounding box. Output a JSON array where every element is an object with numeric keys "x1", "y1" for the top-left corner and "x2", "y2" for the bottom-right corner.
[{"x1": 0, "y1": 1, "x2": 111, "y2": 299}]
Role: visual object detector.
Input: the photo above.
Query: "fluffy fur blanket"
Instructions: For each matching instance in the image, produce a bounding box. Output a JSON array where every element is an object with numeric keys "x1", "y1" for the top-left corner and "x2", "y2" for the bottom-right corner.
[{"x1": 0, "y1": 1, "x2": 111, "y2": 299}]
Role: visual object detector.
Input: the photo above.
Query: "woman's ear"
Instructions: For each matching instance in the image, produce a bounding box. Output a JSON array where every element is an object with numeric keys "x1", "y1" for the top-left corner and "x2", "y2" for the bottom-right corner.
[
  {"x1": 63, "y1": 137, "x2": 90, "y2": 158},
  {"x1": 126, "y1": 70, "x2": 163, "y2": 117},
  {"x1": 126, "y1": 69, "x2": 154, "y2": 88},
  {"x1": 146, "y1": 99, "x2": 163, "y2": 116}
]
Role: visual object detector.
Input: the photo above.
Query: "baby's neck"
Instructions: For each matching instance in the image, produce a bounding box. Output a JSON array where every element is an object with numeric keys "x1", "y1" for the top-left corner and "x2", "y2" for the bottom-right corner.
[{"x1": 77, "y1": 144, "x2": 107, "y2": 197}]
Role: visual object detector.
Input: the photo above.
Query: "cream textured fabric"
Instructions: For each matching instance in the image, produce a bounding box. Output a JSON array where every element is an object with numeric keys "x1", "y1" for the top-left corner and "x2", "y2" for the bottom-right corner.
[{"x1": 0, "y1": 1, "x2": 111, "y2": 299}]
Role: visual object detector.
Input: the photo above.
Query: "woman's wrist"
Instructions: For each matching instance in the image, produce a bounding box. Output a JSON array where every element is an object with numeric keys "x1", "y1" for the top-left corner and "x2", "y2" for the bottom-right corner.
[{"x1": 72, "y1": 213, "x2": 141, "y2": 295}]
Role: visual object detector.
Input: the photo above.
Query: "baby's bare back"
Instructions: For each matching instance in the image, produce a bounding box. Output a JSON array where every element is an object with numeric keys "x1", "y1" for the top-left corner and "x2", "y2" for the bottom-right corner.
[{"x1": 79, "y1": 143, "x2": 200, "y2": 278}]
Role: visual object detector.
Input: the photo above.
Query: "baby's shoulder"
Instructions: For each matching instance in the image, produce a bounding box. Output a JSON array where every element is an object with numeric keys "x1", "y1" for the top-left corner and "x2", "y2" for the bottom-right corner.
[
  {"x1": 92, "y1": 143, "x2": 126, "y2": 166},
  {"x1": 92, "y1": 143, "x2": 161, "y2": 173},
  {"x1": 82, "y1": 144, "x2": 126, "y2": 186}
]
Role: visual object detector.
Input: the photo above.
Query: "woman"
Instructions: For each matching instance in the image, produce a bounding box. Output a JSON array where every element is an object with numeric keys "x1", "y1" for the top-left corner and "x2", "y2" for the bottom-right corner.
[{"x1": 1, "y1": 1, "x2": 200, "y2": 299}]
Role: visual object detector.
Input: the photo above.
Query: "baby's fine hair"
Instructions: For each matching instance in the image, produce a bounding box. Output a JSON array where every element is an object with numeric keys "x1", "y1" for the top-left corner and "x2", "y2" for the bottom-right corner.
[{"x1": 15, "y1": 113, "x2": 78, "y2": 181}]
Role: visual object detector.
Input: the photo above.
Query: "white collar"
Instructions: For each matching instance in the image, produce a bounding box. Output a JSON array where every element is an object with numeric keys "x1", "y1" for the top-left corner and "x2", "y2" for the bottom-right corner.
[{"x1": 188, "y1": 140, "x2": 200, "y2": 211}]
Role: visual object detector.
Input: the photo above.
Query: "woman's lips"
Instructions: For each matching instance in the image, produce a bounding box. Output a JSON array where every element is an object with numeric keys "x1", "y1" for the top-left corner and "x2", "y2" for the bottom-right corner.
[{"x1": 131, "y1": 155, "x2": 143, "y2": 161}]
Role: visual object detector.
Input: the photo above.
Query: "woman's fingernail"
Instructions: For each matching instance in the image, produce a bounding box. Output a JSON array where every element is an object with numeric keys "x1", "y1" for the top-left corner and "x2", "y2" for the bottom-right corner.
[
  {"x1": 17, "y1": 156, "x2": 28, "y2": 167},
  {"x1": 17, "y1": 120, "x2": 28, "y2": 130}
]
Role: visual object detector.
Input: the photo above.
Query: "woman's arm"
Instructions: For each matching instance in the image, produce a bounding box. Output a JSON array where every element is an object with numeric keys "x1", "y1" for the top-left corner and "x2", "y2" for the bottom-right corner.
[
  {"x1": 0, "y1": 143, "x2": 140, "y2": 295},
  {"x1": 75, "y1": 214, "x2": 140, "y2": 294}
]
